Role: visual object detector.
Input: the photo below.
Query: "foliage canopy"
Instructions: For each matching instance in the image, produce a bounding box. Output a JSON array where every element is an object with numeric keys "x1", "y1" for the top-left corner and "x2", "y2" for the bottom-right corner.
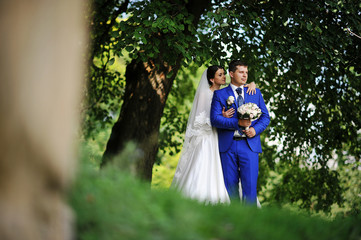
[
  {"x1": 87, "y1": 0, "x2": 361, "y2": 162},
  {"x1": 84, "y1": 0, "x2": 361, "y2": 211}
]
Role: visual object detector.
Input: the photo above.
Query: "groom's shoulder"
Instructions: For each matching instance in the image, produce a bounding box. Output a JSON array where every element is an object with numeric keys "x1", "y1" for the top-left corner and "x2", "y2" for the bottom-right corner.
[
  {"x1": 216, "y1": 85, "x2": 230, "y2": 94},
  {"x1": 256, "y1": 88, "x2": 265, "y2": 95},
  {"x1": 215, "y1": 88, "x2": 226, "y2": 93},
  {"x1": 213, "y1": 88, "x2": 227, "y2": 98},
  {"x1": 247, "y1": 87, "x2": 263, "y2": 95}
]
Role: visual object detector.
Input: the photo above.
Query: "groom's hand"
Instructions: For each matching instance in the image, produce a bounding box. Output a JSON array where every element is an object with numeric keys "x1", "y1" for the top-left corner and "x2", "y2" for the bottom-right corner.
[
  {"x1": 238, "y1": 119, "x2": 251, "y2": 127},
  {"x1": 244, "y1": 127, "x2": 256, "y2": 138},
  {"x1": 222, "y1": 107, "x2": 235, "y2": 118}
]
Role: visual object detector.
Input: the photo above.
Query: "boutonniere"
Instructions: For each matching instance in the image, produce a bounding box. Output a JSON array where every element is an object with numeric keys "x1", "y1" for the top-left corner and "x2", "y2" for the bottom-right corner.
[{"x1": 226, "y1": 96, "x2": 235, "y2": 109}]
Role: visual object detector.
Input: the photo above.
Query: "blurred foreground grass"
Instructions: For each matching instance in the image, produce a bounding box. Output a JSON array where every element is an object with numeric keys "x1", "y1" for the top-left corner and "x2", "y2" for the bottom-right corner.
[{"x1": 70, "y1": 143, "x2": 361, "y2": 240}]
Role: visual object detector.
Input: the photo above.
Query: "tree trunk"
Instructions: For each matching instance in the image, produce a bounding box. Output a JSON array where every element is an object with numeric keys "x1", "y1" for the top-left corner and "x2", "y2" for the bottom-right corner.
[
  {"x1": 102, "y1": 59, "x2": 180, "y2": 181},
  {"x1": 0, "y1": 0, "x2": 86, "y2": 239},
  {"x1": 101, "y1": 0, "x2": 212, "y2": 181}
]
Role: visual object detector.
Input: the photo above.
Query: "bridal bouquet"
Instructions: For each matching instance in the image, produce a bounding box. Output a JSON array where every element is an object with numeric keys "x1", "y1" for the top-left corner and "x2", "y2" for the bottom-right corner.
[{"x1": 237, "y1": 102, "x2": 262, "y2": 121}]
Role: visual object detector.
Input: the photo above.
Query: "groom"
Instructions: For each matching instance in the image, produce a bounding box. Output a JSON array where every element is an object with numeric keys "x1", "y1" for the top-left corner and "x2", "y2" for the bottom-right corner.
[{"x1": 210, "y1": 60, "x2": 270, "y2": 204}]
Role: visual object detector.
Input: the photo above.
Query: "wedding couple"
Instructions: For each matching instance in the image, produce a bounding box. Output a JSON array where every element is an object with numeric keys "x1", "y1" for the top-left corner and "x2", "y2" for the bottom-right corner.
[{"x1": 171, "y1": 60, "x2": 270, "y2": 205}]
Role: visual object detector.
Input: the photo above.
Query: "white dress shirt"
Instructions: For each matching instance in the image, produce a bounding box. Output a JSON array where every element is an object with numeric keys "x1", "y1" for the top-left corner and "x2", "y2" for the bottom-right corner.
[
  {"x1": 230, "y1": 83, "x2": 244, "y2": 104},
  {"x1": 229, "y1": 83, "x2": 245, "y2": 137}
]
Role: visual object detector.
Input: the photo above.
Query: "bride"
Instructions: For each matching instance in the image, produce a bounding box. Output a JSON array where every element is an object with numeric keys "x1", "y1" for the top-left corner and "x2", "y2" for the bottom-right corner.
[{"x1": 171, "y1": 65, "x2": 256, "y2": 204}]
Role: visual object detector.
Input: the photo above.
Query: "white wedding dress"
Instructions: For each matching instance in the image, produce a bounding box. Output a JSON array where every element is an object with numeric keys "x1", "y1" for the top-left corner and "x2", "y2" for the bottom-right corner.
[{"x1": 171, "y1": 70, "x2": 230, "y2": 204}]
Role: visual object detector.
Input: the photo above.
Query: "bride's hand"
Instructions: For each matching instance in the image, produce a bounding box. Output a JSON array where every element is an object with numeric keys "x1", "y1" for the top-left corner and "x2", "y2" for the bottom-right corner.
[
  {"x1": 222, "y1": 107, "x2": 235, "y2": 118},
  {"x1": 244, "y1": 81, "x2": 256, "y2": 95}
]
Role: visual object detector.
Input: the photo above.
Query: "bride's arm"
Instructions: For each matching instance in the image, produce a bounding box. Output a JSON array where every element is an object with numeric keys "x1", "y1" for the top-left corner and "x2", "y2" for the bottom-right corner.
[{"x1": 244, "y1": 81, "x2": 256, "y2": 95}]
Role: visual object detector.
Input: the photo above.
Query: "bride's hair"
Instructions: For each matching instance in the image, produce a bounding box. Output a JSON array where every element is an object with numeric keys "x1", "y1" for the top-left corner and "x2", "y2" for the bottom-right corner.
[{"x1": 206, "y1": 65, "x2": 224, "y2": 86}]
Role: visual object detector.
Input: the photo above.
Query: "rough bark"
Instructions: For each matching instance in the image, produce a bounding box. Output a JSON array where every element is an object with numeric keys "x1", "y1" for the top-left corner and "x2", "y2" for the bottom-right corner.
[
  {"x1": 0, "y1": 0, "x2": 87, "y2": 239},
  {"x1": 102, "y1": 59, "x2": 180, "y2": 181},
  {"x1": 101, "y1": 0, "x2": 212, "y2": 181}
]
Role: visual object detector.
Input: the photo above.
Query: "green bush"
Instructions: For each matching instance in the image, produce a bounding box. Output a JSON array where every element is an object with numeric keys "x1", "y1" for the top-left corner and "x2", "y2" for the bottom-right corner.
[{"x1": 69, "y1": 145, "x2": 360, "y2": 240}]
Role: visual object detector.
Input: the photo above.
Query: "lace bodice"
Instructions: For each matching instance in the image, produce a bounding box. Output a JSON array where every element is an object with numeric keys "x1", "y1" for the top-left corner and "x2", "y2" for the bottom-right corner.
[
  {"x1": 184, "y1": 88, "x2": 213, "y2": 138},
  {"x1": 185, "y1": 110, "x2": 212, "y2": 138}
]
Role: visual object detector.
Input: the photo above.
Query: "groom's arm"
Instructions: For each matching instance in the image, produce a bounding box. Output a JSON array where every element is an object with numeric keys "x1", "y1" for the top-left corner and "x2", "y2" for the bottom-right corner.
[
  {"x1": 210, "y1": 90, "x2": 239, "y2": 130},
  {"x1": 252, "y1": 90, "x2": 270, "y2": 136}
]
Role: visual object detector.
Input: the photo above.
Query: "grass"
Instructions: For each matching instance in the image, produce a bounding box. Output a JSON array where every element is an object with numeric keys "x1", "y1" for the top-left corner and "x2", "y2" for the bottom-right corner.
[{"x1": 69, "y1": 144, "x2": 361, "y2": 240}]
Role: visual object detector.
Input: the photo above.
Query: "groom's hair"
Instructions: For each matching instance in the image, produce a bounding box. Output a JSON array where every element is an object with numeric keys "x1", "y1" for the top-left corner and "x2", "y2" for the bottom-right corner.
[
  {"x1": 207, "y1": 65, "x2": 224, "y2": 86},
  {"x1": 229, "y1": 60, "x2": 248, "y2": 73}
]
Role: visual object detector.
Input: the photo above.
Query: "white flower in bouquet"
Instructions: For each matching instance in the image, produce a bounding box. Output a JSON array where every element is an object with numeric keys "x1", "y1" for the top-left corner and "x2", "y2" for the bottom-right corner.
[
  {"x1": 237, "y1": 102, "x2": 262, "y2": 121},
  {"x1": 226, "y1": 96, "x2": 235, "y2": 108}
]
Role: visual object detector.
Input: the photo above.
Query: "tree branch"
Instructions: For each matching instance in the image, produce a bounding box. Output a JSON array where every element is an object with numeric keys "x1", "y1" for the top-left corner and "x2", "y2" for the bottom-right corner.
[{"x1": 346, "y1": 27, "x2": 361, "y2": 39}]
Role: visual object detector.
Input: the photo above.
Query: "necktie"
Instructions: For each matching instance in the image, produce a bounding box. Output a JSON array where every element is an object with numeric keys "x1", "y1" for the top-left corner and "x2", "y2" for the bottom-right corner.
[
  {"x1": 236, "y1": 87, "x2": 244, "y2": 107},
  {"x1": 236, "y1": 87, "x2": 245, "y2": 137}
]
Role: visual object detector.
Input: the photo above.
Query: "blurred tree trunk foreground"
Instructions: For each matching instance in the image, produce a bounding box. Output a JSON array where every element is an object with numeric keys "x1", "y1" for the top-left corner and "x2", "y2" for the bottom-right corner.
[{"x1": 0, "y1": 0, "x2": 87, "y2": 239}]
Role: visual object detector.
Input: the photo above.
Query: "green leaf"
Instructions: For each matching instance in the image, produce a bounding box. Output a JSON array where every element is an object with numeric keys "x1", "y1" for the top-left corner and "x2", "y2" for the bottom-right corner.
[
  {"x1": 111, "y1": 31, "x2": 119, "y2": 37},
  {"x1": 141, "y1": 37, "x2": 148, "y2": 45},
  {"x1": 290, "y1": 46, "x2": 297, "y2": 53},
  {"x1": 108, "y1": 58, "x2": 115, "y2": 66},
  {"x1": 315, "y1": 26, "x2": 322, "y2": 34},
  {"x1": 125, "y1": 46, "x2": 133, "y2": 52},
  {"x1": 220, "y1": 23, "x2": 229, "y2": 28}
]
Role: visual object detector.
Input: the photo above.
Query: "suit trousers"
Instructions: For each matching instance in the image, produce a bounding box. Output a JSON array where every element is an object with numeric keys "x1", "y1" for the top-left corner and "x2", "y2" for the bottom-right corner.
[{"x1": 220, "y1": 139, "x2": 259, "y2": 204}]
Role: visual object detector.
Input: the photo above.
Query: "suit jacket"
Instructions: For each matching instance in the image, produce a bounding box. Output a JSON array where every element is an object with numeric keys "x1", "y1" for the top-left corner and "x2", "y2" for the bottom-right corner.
[{"x1": 210, "y1": 85, "x2": 270, "y2": 153}]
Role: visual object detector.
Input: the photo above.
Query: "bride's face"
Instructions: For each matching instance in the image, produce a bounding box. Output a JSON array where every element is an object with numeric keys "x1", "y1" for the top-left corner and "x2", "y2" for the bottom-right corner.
[{"x1": 211, "y1": 68, "x2": 226, "y2": 88}]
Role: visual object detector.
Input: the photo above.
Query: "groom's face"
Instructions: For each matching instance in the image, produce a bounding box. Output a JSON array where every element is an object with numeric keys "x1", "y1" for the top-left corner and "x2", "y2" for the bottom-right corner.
[{"x1": 230, "y1": 65, "x2": 248, "y2": 87}]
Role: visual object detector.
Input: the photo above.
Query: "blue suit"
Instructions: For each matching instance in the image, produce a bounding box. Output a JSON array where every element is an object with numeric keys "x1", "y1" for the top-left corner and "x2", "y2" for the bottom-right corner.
[{"x1": 210, "y1": 85, "x2": 270, "y2": 203}]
